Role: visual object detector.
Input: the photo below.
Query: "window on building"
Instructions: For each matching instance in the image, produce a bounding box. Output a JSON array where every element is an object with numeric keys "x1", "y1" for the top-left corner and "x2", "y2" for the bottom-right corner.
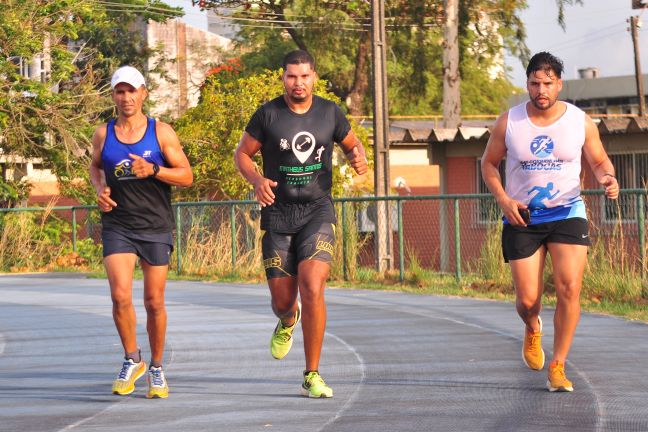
[
  {"x1": 40, "y1": 58, "x2": 46, "y2": 82},
  {"x1": 476, "y1": 159, "x2": 506, "y2": 222}
]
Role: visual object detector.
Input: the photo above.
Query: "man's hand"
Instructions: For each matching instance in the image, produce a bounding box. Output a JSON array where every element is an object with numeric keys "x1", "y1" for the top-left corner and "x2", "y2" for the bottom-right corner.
[
  {"x1": 96, "y1": 186, "x2": 117, "y2": 213},
  {"x1": 129, "y1": 153, "x2": 154, "y2": 178},
  {"x1": 347, "y1": 146, "x2": 368, "y2": 175},
  {"x1": 601, "y1": 174, "x2": 619, "y2": 200},
  {"x1": 498, "y1": 197, "x2": 529, "y2": 226},
  {"x1": 253, "y1": 177, "x2": 277, "y2": 207}
]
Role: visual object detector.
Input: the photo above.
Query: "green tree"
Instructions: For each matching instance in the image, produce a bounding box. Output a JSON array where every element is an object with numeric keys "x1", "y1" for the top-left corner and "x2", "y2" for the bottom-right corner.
[
  {"x1": 174, "y1": 67, "x2": 369, "y2": 201},
  {"x1": 0, "y1": 0, "x2": 182, "y2": 205},
  {"x1": 195, "y1": 0, "x2": 583, "y2": 116}
]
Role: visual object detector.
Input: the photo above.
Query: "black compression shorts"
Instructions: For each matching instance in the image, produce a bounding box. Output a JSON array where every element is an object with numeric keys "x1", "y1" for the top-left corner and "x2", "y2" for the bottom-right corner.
[
  {"x1": 502, "y1": 217, "x2": 591, "y2": 262},
  {"x1": 261, "y1": 220, "x2": 336, "y2": 279}
]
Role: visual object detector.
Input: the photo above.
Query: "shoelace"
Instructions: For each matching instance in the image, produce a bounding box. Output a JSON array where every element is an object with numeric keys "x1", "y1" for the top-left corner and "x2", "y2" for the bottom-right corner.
[
  {"x1": 305, "y1": 373, "x2": 325, "y2": 388},
  {"x1": 275, "y1": 316, "x2": 297, "y2": 342},
  {"x1": 276, "y1": 325, "x2": 292, "y2": 341},
  {"x1": 118, "y1": 361, "x2": 135, "y2": 380},
  {"x1": 528, "y1": 332, "x2": 543, "y2": 348},
  {"x1": 551, "y1": 364, "x2": 567, "y2": 381},
  {"x1": 150, "y1": 368, "x2": 165, "y2": 387}
]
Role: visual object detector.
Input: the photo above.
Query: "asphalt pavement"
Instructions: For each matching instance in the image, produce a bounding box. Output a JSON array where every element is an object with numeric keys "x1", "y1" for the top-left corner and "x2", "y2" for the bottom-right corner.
[{"x1": 1, "y1": 274, "x2": 647, "y2": 432}]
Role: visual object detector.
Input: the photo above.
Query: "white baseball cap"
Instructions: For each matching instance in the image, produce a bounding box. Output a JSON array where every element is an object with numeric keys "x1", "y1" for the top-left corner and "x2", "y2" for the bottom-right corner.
[{"x1": 110, "y1": 66, "x2": 146, "y2": 89}]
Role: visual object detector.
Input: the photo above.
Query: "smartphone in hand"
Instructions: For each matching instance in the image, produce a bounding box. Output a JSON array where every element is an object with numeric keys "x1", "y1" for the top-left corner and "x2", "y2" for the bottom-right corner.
[{"x1": 519, "y1": 208, "x2": 531, "y2": 225}]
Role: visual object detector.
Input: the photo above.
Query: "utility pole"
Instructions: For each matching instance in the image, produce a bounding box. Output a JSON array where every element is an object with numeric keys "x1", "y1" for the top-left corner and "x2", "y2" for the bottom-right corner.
[
  {"x1": 442, "y1": 0, "x2": 461, "y2": 128},
  {"x1": 371, "y1": 0, "x2": 393, "y2": 273},
  {"x1": 439, "y1": 0, "x2": 460, "y2": 272},
  {"x1": 630, "y1": 16, "x2": 646, "y2": 116}
]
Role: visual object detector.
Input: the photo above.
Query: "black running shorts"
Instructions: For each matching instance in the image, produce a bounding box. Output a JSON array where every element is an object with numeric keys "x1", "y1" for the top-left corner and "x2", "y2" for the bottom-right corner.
[
  {"x1": 102, "y1": 229, "x2": 173, "y2": 266},
  {"x1": 502, "y1": 217, "x2": 591, "y2": 262},
  {"x1": 261, "y1": 221, "x2": 336, "y2": 279}
]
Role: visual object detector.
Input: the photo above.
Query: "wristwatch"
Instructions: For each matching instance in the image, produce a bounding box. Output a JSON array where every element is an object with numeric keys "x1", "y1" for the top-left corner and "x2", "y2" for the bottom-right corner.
[{"x1": 151, "y1": 163, "x2": 160, "y2": 177}]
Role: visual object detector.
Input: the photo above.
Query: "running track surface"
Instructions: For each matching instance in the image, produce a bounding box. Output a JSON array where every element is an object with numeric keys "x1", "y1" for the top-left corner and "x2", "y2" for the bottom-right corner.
[{"x1": 1, "y1": 274, "x2": 647, "y2": 432}]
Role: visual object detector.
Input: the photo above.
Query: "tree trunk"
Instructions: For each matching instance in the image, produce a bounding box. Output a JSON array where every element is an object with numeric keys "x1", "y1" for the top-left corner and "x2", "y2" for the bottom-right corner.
[
  {"x1": 442, "y1": 0, "x2": 461, "y2": 128},
  {"x1": 346, "y1": 31, "x2": 371, "y2": 116}
]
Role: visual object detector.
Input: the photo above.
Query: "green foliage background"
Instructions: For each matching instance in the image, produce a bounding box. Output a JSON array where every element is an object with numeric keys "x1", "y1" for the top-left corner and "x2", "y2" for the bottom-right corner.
[{"x1": 174, "y1": 69, "x2": 370, "y2": 201}]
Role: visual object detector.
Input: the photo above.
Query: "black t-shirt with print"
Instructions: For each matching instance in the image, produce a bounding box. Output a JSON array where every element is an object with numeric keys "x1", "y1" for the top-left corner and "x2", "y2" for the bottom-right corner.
[{"x1": 245, "y1": 95, "x2": 351, "y2": 233}]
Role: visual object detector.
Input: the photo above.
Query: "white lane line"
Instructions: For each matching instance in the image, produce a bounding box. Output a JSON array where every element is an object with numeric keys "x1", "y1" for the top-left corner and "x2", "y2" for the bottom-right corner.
[
  {"x1": 332, "y1": 296, "x2": 606, "y2": 432},
  {"x1": 317, "y1": 332, "x2": 367, "y2": 432},
  {"x1": 57, "y1": 398, "x2": 129, "y2": 431}
]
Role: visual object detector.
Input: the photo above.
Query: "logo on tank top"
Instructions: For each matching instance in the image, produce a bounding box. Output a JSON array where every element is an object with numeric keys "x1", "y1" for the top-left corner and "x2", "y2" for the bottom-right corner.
[
  {"x1": 530, "y1": 135, "x2": 554, "y2": 158},
  {"x1": 520, "y1": 135, "x2": 563, "y2": 171},
  {"x1": 114, "y1": 158, "x2": 136, "y2": 180},
  {"x1": 527, "y1": 182, "x2": 560, "y2": 209}
]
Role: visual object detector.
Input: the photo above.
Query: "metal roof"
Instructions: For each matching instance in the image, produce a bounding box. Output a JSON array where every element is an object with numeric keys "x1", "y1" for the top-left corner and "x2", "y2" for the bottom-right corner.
[
  {"x1": 389, "y1": 117, "x2": 648, "y2": 144},
  {"x1": 560, "y1": 74, "x2": 648, "y2": 101}
]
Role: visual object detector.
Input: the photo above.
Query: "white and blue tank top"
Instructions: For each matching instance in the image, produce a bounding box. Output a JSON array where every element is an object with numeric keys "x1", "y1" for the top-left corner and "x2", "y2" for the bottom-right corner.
[
  {"x1": 101, "y1": 117, "x2": 174, "y2": 233},
  {"x1": 504, "y1": 101, "x2": 587, "y2": 224}
]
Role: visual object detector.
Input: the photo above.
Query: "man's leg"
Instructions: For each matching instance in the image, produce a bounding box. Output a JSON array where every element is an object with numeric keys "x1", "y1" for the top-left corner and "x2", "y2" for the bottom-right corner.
[
  {"x1": 510, "y1": 246, "x2": 546, "y2": 332},
  {"x1": 509, "y1": 246, "x2": 547, "y2": 370},
  {"x1": 545, "y1": 242, "x2": 586, "y2": 392},
  {"x1": 104, "y1": 253, "x2": 139, "y2": 355},
  {"x1": 141, "y1": 260, "x2": 170, "y2": 399},
  {"x1": 105, "y1": 253, "x2": 147, "y2": 395},
  {"x1": 268, "y1": 276, "x2": 299, "y2": 324},
  {"x1": 297, "y1": 259, "x2": 333, "y2": 398},
  {"x1": 141, "y1": 260, "x2": 169, "y2": 366},
  {"x1": 268, "y1": 276, "x2": 300, "y2": 360},
  {"x1": 297, "y1": 259, "x2": 330, "y2": 372},
  {"x1": 546, "y1": 242, "x2": 587, "y2": 363}
]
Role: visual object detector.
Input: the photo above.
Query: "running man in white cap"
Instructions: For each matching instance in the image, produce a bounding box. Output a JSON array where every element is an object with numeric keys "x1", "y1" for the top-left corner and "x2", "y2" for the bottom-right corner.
[{"x1": 90, "y1": 66, "x2": 193, "y2": 398}]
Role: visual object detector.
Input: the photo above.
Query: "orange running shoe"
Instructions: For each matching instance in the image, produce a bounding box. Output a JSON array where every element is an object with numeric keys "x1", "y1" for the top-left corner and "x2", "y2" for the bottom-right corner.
[
  {"x1": 547, "y1": 361, "x2": 574, "y2": 392},
  {"x1": 522, "y1": 316, "x2": 545, "y2": 370}
]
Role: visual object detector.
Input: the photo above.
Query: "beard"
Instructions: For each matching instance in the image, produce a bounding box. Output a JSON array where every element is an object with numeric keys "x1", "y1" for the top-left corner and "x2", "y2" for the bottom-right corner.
[
  {"x1": 287, "y1": 91, "x2": 308, "y2": 103},
  {"x1": 530, "y1": 95, "x2": 557, "y2": 111}
]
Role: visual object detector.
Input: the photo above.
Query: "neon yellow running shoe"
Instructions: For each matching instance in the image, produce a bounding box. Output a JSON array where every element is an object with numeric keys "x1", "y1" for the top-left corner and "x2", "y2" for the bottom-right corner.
[
  {"x1": 301, "y1": 370, "x2": 333, "y2": 398},
  {"x1": 146, "y1": 366, "x2": 169, "y2": 399},
  {"x1": 270, "y1": 302, "x2": 301, "y2": 360},
  {"x1": 112, "y1": 358, "x2": 147, "y2": 395}
]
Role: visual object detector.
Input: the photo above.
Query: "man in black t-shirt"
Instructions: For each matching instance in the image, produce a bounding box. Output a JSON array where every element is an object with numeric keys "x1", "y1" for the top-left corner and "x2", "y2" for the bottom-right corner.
[{"x1": 234, "y1": 50, "x2": 368, "y2": 398}]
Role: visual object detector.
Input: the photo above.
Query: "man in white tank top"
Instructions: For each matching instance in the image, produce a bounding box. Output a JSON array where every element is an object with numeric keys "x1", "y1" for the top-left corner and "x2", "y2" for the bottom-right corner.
[{"x1": 481, "y1": 52, "x2": 619, "y2": 392}]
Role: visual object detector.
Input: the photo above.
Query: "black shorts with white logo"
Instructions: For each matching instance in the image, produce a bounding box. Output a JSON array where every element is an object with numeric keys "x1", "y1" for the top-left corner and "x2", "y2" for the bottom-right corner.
[
  {"x1": 261, "y1": 220, "x2": 336, "y2": 279},
  {"x1": 501, "y1": 217, "x2": 591, "y2": 262},
  {"x1": 102, "y1": 228, "x2": 173, "y2": 266}
]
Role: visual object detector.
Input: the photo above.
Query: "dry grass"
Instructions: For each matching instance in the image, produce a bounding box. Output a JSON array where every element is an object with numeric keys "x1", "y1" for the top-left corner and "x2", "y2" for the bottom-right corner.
[{"x1": 0, "y1": 200, "x2": 67, "y2": 272}]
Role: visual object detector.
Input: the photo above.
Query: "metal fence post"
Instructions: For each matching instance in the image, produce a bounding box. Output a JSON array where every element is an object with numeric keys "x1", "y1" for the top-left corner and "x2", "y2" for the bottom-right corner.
[
  {"x1": 231, "y1": 204, "x2": 237, "y2": 272},
  {"x1": 398, "y1": 199, "x2": 404, "y2": 282},
  {"x1": 341, "y1": 201, "x2": 348, "y2": 281},
  {"x1": 175, "y1": 205, "x2": 182, "y2": 275},
  {"x1": 454, "y1": 198, "x2": 461, "y2": 281},
  {"x1": 72, "y1": 207, "x2": 77, "y2": 253},
  {"x1": 638, "y1": 193, "x2": 646, "y2": 296}
]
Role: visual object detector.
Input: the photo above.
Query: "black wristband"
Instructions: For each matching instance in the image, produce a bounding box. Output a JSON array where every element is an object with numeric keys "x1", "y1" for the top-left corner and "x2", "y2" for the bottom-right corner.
[{"x1": 151, "y1": 163, "x2": 160, "y2": 177}]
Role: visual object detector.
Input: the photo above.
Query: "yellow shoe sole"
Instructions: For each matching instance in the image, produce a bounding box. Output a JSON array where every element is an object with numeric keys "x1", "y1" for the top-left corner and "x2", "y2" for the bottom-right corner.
[{"x1": 112, "y1": 363, "x2": 146, "y2": 395}]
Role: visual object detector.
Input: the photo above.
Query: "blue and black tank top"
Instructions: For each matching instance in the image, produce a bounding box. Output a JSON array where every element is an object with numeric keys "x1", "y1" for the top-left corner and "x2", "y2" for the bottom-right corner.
[{"x1": 100, "y1": 117, "x2": 174, "y2": 233}]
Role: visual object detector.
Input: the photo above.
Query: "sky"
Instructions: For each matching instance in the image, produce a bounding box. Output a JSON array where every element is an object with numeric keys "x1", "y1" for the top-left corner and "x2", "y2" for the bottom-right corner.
[
  {"x1": 507, "y1": 0, "x2": 648, "y2": 87},
  {"x1": 167, "y1": 0, "x2": 647, "y2": 87}
]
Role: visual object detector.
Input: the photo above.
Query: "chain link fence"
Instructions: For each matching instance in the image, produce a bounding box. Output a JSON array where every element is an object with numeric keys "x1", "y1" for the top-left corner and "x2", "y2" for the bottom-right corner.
[{"x1": 1, "y1": 190, "x2": 646, "y2": 292}]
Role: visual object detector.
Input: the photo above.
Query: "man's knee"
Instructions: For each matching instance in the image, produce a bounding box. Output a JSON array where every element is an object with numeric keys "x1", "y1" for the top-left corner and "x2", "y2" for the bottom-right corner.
[
  {"x1": 516, "y1": 296, "x2": 541, "y2": 314},
  {"x1": 556, "y1": 281, "x2": 581, "y2": 303},
  {"x1": 111, "y1": 287, "x2": 133, "y2": 309},
  {"x1": 144, "y1": 294, "x2": 165, "y2": 315}
]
